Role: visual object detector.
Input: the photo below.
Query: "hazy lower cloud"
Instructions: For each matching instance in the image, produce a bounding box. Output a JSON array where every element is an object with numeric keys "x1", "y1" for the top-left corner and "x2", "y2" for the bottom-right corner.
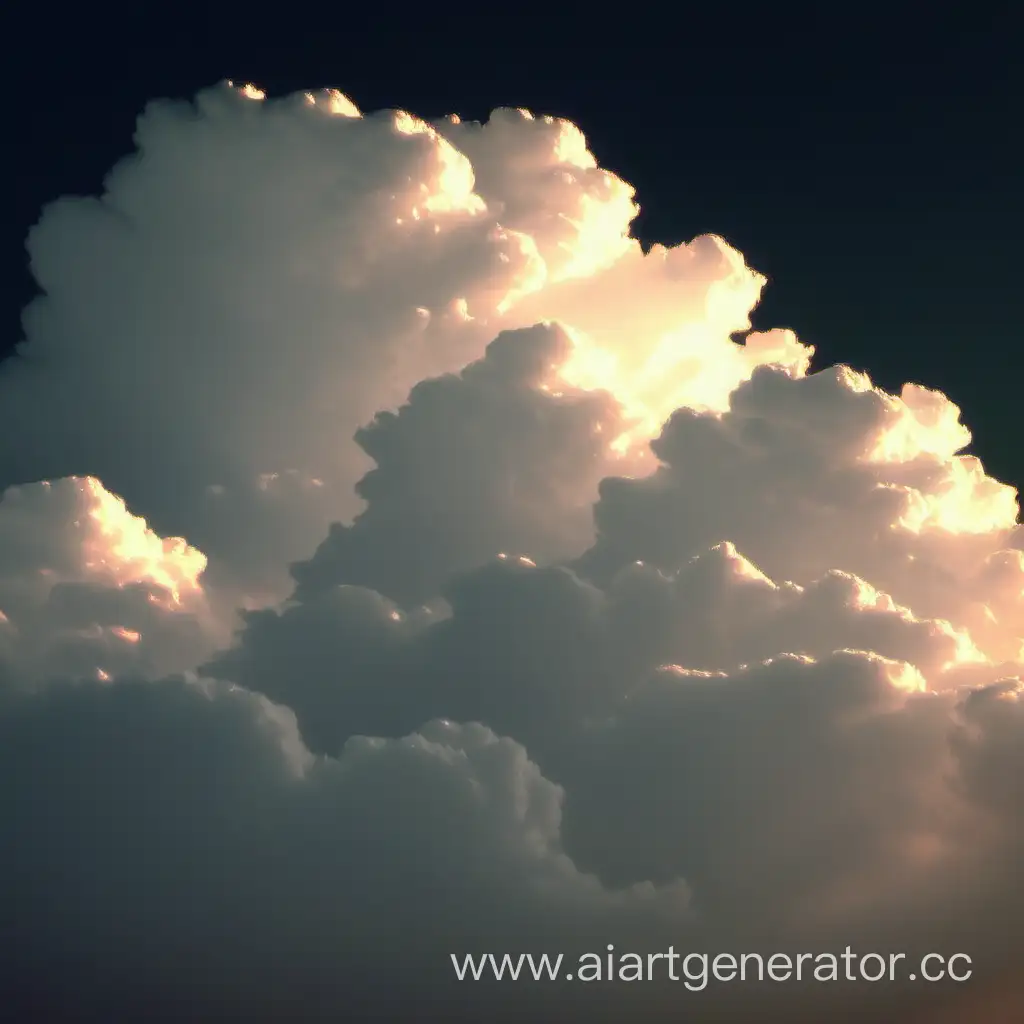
[{"x1": 1, "y1": 81, "x2": 1021, "y2": 1021}]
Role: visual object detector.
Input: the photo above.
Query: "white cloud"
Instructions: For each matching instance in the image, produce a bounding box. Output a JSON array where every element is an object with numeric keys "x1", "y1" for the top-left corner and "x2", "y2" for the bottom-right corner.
[
  {"x1": 581, "y1": 362, "x2": 1024, "y2": 671},
  {"x1": 2, "y1": 82, "x2": 804, "y2": 601},
  {"x1": 0, "y1": 476, "x2": 217, "y2": 682},
  {"x1": 1, "y1": 81, "x2": 1022, "y2": 1020}
]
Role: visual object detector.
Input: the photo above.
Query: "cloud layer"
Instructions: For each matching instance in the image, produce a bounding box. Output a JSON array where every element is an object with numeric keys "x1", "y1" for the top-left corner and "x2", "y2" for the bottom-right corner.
[{"x1": 1, "y1": 82, "x2": 1021, "y2": 1021}]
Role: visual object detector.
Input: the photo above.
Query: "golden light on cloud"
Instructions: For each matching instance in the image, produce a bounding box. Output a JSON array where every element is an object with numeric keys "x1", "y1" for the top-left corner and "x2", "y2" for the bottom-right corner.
[
  {"x1": 79, "y1": 477, "x2": 207, "y2": 605},
  {"x1": 3, "y1": 80, "x2": 1024, "y2": 1022}
]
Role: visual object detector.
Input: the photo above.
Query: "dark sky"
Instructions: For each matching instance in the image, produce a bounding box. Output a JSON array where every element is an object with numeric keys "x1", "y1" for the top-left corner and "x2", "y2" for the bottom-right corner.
[{"x1": 5, "y1": 7, "x2": 1021, "y2": 483}]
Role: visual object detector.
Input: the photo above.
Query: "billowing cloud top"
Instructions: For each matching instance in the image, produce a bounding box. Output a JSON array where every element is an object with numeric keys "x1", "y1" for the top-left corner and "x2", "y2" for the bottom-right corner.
[{"x1": 1, "y1": 81, "x2": 1021, "y2": 1022}]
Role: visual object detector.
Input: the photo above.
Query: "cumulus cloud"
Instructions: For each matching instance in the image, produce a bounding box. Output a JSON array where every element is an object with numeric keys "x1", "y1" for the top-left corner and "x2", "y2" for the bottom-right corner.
[
  {"x1": 580, "y1": 362, "x2": 1024, "y2": 669},
  {"x1": 290, "y1": 321, "x2": 625, "y2": 606},
  {"x1": 0, "y1": 476, "x2": 218, "y2": 683},
  {"x1": 2, "y1": 84, "x2": 796, "y2": 601},
  {"x1": 2, "y1": 81, "x2": 1023, "y2": 1020},
  {"x1": 0, "y1": 673, "x2": 690, "y2": 1020}
]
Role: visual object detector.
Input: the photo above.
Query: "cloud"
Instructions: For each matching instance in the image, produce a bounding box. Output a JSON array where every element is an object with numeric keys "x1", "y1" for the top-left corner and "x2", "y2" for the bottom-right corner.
[
  {"x1": 0, "y1": 476, "x2": 218, "y2": 682},
  {"x1": 580, "y1": 362, "x2": 1024, "y2": 669},
  {"x1": 3, "y1": 84, "x2": 797, "y2": 602},
  {"x1": 2, "y1": 81, "x2": 1023, "y2": 1020},
  {"x1": 0, "y1": 673, "x2": 687, "y2": 1020},
  {"x1": 290, "y1": 322, "x2": 625, "y2": 606}
]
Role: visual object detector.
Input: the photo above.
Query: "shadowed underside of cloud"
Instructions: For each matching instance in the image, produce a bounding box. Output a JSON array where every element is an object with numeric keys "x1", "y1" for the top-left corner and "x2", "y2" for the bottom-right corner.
[
  {"x1": 1, "y1": 81, "x2": 1022, "y2": 1021},
  {"x1": 289, "y1": 321, "x2": 626, "y2": 607}
]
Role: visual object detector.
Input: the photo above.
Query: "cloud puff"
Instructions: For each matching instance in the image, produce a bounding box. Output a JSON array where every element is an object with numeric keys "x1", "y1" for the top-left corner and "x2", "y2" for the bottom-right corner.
[
  {"x1": 0, "y1": 673, "x2": 688, "y2": 1020},
  {"x1": 2, "y1": 84, "x2": 799, "y2": 601},
  {"x1": 0, "y1": 476, "x2": 217, "y2": 682},
  {"x1": 581, "y1": 363, "x2": 1024, "y2": 669},
  {"x1": 290, "y1": 322, "x2": 626, "y2": 606},
  {"x1": 2, "y1": 82, "x2": 1024, "y2": 1020}
]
